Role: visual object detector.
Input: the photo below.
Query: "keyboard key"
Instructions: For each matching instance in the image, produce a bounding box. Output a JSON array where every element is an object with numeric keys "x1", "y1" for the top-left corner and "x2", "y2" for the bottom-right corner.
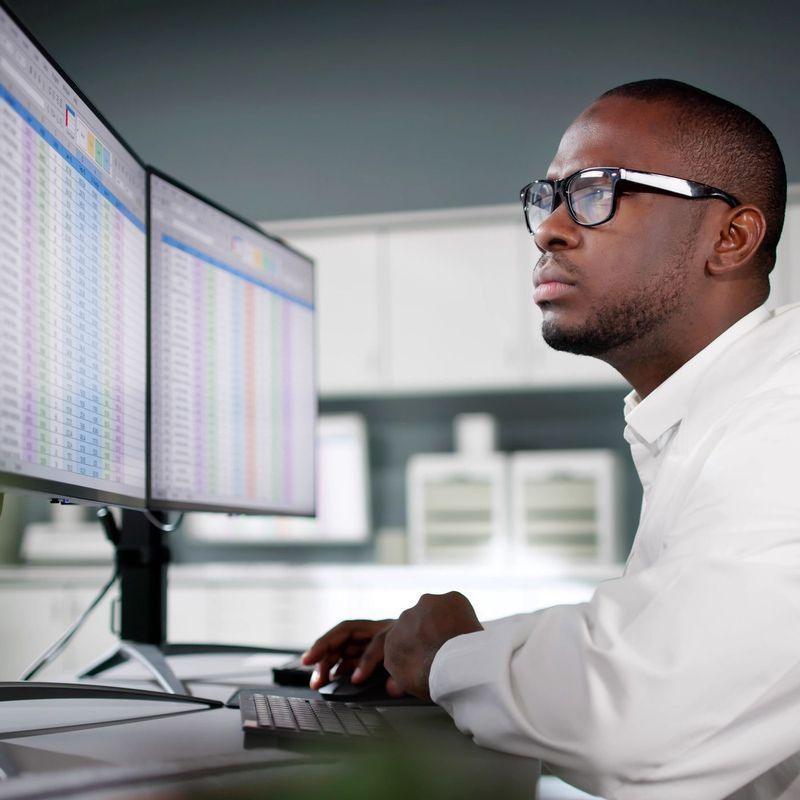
[
  {"x1": 253, "y1": 696, "x2": 272, "y2": 727},
  {"x1": 318, "y1": 715, "x2": 346, "y2": 734},
  {"x1": 333, "y1": 707, "x2": 369, "y2": 736},
  {"x1": 356, "y1": 709, "x2": 389, "y2": 733},
  {"x1": 289, "y1": 699, "x2": 322, "y2": 732},
  {"x1": 310, "y1": 702, "x2": 346, "y2": 734}
]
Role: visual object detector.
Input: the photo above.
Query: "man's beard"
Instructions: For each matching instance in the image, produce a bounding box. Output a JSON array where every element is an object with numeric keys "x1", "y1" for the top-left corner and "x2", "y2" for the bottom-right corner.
[{"x1": 540, "y1": 253, "x2": 688, "y2": 358}]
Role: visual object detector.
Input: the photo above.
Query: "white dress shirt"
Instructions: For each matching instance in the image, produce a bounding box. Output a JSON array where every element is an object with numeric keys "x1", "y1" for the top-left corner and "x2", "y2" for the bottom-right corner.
[{"x1": 429, "y1": 303, "x2": 800, "y2": 800}]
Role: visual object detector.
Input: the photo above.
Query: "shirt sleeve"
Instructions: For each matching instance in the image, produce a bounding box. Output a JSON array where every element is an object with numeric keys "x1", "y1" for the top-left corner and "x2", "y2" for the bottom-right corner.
[{"x1": 429, "y1": 390, "x2": 800, "y2": 800}]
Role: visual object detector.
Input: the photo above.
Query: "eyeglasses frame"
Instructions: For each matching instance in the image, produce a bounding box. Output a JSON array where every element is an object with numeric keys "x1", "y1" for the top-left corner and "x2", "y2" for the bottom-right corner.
[{"x1": 519, "y1": 167, "x2": 740, "y2": 234}]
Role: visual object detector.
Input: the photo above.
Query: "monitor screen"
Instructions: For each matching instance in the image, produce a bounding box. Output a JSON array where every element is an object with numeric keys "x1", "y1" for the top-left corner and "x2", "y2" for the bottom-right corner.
[
  {"x1": 0, "y1": 5, "x2": 147, "y2": 507},
  {"x1": 148, "y1": 171, "x2": 316, "y2": 515}
]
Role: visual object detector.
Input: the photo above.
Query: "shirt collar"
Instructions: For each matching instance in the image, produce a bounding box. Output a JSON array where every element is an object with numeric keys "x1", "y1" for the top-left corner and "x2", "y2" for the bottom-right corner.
[{"x1": 623, "y1": 305, "x2": 770, "y2": 445}]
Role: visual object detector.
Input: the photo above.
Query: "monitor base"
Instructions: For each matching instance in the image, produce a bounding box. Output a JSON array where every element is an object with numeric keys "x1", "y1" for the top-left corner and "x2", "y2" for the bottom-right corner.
[{"x1": 75, "y1": 511, "x2": 300, "y2": 697}]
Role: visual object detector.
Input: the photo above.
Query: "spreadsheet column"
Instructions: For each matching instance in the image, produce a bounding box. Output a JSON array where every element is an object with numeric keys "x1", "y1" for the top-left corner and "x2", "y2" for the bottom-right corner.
[
  {"x1": 0, "y1": 99, "x2": 23, "y2": 470},
  {"x1": 152, "y1": 240, "x2": 195, "y2": 496}
]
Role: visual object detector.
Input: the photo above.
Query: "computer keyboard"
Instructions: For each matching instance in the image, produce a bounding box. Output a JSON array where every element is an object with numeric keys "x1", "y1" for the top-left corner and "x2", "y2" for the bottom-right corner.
[{"x1": 240, "y1": 691, "x2": 392, "y2": 739}]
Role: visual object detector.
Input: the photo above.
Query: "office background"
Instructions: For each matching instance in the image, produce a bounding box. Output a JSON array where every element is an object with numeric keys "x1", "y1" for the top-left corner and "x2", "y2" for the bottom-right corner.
[
  {"x1": 2, "y1": 0, "x2": 798, "y2": 564},
  {"x1": 0, "y1": 5, "x2": 795, "y2": 797}
]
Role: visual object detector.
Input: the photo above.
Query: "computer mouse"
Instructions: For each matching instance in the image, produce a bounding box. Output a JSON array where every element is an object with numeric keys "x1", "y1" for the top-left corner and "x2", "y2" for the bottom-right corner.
[{"x1": 317, "y1": 664, "x2": 392, "y2": 701}]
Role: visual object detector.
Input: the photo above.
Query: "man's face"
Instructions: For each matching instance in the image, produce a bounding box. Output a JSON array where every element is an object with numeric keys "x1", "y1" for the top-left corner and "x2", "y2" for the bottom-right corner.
[{"x1": 533, "y1": 97, "x2": 712, "y2": 358}]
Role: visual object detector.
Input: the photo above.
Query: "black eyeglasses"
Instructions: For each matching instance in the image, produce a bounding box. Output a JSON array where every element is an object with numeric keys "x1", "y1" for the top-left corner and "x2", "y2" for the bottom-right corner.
[{"x1": 520, "y1": 167, "x2": 740, "y2": 234}]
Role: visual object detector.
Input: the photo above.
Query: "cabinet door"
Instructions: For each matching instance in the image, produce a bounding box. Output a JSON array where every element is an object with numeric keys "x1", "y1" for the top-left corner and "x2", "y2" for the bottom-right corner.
[
  {"x1": 0, "y1": 587, "x2": 62, "y2": 679},
  {"x1": 281, "y1": 230, "x2": 384, "y2": 395},
  {"x1": 386, "y1": 220, "x2": 526, "y2": 390},
  {"x1": 0, "y1": 585, "x2": 116, "y2": 680}
]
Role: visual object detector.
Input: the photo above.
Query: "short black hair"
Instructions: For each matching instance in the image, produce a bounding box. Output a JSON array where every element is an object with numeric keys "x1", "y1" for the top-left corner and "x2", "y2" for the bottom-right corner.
[{"x1": 599, "y1": 79, "x2": 786, "y2": 277}]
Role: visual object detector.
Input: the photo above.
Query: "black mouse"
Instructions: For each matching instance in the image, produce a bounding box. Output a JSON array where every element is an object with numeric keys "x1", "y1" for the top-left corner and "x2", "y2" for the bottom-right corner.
[{"x1": 317, "y1": 664, "x2": 392, "y2": 701}]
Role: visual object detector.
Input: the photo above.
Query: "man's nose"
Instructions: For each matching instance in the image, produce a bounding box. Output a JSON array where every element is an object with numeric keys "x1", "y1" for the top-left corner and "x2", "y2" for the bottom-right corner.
[{"x1": 532, "y1": 204, "x2": 582, "y2": 254}]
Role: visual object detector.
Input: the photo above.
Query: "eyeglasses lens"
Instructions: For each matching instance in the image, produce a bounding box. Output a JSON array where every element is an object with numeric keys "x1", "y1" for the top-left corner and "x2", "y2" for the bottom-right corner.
[
  {"x1": 524, "y1": 182, "x2": 554, "y2": 232},
  {"x1": 568, "y1": 170, "x2": 614, "y2": 225}
]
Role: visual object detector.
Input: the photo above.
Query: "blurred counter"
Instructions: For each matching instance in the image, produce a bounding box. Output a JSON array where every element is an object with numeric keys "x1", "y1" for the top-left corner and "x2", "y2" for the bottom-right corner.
[{"x1": 0, "y1": 562, "x2": 621, "y2": 681}]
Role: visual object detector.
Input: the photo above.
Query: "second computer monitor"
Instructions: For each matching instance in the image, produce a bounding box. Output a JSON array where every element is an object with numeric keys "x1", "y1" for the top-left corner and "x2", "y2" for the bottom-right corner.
[{"x1": 148, "y1": 171, "x2": 316, "y2": 515}]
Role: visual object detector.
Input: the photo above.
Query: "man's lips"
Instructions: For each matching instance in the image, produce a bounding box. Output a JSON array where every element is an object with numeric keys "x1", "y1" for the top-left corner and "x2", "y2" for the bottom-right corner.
[
  {"x1": 533, "y1": 263, "x2": 577, "y2": 304},
  {"x1": 533, "y1": 280, "x2": 576, "y2": 304}
]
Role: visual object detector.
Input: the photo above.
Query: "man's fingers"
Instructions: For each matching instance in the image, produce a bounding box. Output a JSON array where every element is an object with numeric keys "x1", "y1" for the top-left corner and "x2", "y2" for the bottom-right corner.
[
  {"x1": 330, "y1": 658, "x2": 359, "y2": 679},
  {"x1": 340, "y1": 643, "x2": 369, "y2": 659},
  {"x1": 309, "y1": 653, "x2": 339, "y2": 690},
  {"x1": 301, "y1": 621, "x2": 358, "y2": 664},
  {"x1": 301, "y1": 620, "x2": 382, "y2": 665},
  {"x1": 302, "y1": 637, "x2": 369, "y2": 667},
  {"x1": 351, "y1": 629, "x2": 387, "y2": 683}
]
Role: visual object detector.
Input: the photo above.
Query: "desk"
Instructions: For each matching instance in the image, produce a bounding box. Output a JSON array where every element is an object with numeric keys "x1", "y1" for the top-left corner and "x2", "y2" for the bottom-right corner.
[{"x1": 0, "y1": 652, "x2": 541, "y2": 799}]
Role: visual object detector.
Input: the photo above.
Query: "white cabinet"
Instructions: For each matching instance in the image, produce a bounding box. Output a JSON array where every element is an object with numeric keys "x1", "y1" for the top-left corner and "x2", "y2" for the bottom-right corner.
[
  {"x1": 386, "y1": 219, "x2": 525, "y2": 390},
  {"x1": 0, "y1": 579, "x2": 116, "y2": 680},
  {"x1": 277, "y1": 211, "x2": 623, "y2": 395},
  {"x1": 387, "y1": 219, "x2": 621, "y2": 389},
  {"x1": 269, "y1": 193, "x2": 798, "y2": 396},
  {"x1": 280, "y1": 230, "x2": 385, "y2": 395}
]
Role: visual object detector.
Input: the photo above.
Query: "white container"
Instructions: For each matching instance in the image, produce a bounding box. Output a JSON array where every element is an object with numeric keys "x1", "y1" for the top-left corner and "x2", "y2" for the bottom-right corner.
[
  {"x1": 453, "y1": 413, "x2": 498, "y2": 455},
  {"x1": 510, "y1": 450, "x2": 621, "y2": 565},
  {"x1": 407, "y1": 453, "x2": 508, "y2": 565}
]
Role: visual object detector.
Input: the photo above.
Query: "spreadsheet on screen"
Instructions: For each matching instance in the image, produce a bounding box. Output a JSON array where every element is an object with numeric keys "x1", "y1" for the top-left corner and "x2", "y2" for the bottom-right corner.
[
  {"x1": 0, "y1": 6, "x2": 147, "y2": 505},
  {"x1": 148, "y1": 173, "x2": 315, "y2": 516}
]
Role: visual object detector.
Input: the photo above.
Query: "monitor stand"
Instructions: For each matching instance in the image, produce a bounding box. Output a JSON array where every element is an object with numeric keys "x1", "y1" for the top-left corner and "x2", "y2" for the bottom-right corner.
[
  {"x1": 77, "y1": 510, "x2": 297, "y2": 696},
  {"x1": 0, "y1": 505, "x2": 219, "y2": 708}
]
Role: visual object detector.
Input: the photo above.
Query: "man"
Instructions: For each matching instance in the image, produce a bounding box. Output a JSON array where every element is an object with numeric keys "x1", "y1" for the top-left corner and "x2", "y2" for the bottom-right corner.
[{"x1": 303, "y1": 79, "x2": 799, "y2": 799}]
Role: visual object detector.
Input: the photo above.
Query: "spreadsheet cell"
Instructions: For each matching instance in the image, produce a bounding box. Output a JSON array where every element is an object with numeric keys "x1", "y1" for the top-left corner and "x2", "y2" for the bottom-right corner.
[{"x1": 0, "y1": 37, "x2": 146, "y2": 502}]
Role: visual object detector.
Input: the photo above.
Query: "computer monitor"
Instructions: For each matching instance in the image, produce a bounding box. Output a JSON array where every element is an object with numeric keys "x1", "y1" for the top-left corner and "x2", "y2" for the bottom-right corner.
[
  {"x1": 148, "y1": 170, "x2": 316, "y2": 516},
  {"x1": 0, "y1": 2, "x2": 147, "y2": 508}
]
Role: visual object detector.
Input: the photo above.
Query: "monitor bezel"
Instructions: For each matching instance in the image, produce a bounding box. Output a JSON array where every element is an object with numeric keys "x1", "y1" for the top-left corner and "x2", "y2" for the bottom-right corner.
[
  {"x1": 145, "y1": 167, "x2": 318, "y2": 518},
  {"x1": 0, "y1": 0, "x2": 148, "y2": 509}
]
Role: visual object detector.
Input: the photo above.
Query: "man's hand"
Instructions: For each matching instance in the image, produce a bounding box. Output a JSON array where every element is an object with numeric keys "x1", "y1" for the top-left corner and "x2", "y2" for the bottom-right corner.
[
  {"x1": 300, "y1": 619, "x2": 403, "y2": 695},
  {"x1": 384, "y1": 591, "x2": 483, "y2": 701}
]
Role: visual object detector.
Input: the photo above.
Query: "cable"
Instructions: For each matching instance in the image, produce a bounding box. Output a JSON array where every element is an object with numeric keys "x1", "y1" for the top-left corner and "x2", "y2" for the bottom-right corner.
[
  {"x1": 20, "y1": 567, "x2": 119, "y2": 681},
  {"x1": 143, "y1": 508, "x2": 184, "y2": 533}
]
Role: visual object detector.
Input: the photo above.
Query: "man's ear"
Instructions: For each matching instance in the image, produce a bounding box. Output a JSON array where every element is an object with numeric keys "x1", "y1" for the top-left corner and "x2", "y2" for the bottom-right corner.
[{"x1": 707, "y1": 205, "x2": 767, "y2": 276}]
